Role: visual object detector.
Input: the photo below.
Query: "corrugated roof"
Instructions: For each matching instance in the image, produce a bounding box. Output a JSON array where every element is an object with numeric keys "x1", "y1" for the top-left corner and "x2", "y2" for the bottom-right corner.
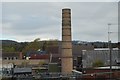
[{"x1": 13, "y1": 68, "x2": 32, "y2": 73}]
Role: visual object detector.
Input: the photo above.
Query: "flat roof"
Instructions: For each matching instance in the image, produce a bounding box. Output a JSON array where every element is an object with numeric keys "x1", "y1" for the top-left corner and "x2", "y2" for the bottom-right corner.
[
  {"x1": 94, "y1": 66, "x2": 120, "y2": 69},
  {"x1": 13, "y1": 68, "x2": 32, "y2": 73}
]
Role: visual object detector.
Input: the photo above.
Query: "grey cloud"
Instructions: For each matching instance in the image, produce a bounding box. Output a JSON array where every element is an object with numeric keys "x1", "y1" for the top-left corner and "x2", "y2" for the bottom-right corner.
[{"x1": 2, "y1": 2, "x2": 118, "y2": 42}]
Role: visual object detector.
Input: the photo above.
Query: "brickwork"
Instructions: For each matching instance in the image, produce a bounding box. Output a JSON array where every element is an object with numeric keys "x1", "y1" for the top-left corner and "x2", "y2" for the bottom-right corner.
[{"x1": 61, "y1": 8, "x2": 73, "y2": 74}]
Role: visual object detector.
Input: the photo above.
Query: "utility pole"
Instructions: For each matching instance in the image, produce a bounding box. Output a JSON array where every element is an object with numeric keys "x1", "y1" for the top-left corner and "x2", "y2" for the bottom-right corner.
[
  {"x1": 108, "y1": 23, "x2": 118, "y2": 79},
  {"x1": 109, "y1": 40, "x2": 112, "y2": 79},
  {"x1": 108, "y1": 23, "x2": 112, "y2": 79}
]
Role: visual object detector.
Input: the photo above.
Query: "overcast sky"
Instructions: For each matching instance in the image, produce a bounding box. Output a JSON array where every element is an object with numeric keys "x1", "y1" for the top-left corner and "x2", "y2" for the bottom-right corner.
[{"x1": 1, "y1": 2, "x2": 118, "y2": 42}]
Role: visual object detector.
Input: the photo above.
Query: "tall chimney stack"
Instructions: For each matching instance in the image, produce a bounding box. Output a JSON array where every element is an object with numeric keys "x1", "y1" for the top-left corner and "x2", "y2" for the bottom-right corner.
[{"x1": 61, "y1": 8, "x2": 73, "y2": 74}]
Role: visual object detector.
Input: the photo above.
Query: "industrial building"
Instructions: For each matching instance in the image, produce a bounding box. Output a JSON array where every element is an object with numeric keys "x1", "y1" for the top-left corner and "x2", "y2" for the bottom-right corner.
[{"x1": 82, "y1": 49, "x2": 120, "y2": 68}]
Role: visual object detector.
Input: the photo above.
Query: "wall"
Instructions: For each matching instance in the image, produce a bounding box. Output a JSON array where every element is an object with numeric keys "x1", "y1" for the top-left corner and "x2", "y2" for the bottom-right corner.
[{"x1": 2, "y1": 60, "x2": 49, "y2": 66}]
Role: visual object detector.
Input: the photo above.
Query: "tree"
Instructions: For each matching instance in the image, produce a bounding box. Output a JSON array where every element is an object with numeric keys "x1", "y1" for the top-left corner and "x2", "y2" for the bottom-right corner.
[
  {"x1": 92, "y1": 59, "x2": 104, "y2": 67},
  {"x1": 3, "y1": 47, "x2": 15, "y2": 52},
  {"x1": 22, "y1": 38, "x2": 42, "y2": 55},
  {"x1": 41, "y1": 39, "x2": 59, "y2": 51}
]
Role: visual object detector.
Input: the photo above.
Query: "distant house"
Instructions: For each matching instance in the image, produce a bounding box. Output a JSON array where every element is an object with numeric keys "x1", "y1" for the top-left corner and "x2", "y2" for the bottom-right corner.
[
  {"x1": 26, "y1": 50, "x2": 49, "y2": 60},
  {"x1": 2, "y1": 52, "x2": 22, "y2": 60}
]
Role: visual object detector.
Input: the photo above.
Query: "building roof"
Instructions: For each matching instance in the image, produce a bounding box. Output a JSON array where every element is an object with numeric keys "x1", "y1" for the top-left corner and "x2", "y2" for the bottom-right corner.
[
  {"x1": 13, "y1": 68, "x2": 32, "y2": 74},
  {"x1": 94, "y1": 66, "x2": 120, "y2": 69},
  {"x1": 94, "y1": 48, "x2": 119, "y2": 50}
]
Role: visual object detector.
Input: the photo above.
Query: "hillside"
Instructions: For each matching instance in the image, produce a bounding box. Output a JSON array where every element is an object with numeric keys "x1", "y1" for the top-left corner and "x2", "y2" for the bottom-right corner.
[
  {"x1": 1, "y1": 40, "x2": 28, "y2": 52},
  {"x1": 1, "y1": 40, "x2": 119, "y2": 53}
]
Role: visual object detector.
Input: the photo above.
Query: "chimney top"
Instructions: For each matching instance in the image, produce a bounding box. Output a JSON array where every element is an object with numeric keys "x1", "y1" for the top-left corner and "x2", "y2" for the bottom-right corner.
[{"x1": 62, "y1": 8, "x2": 71, "y2": 10}]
